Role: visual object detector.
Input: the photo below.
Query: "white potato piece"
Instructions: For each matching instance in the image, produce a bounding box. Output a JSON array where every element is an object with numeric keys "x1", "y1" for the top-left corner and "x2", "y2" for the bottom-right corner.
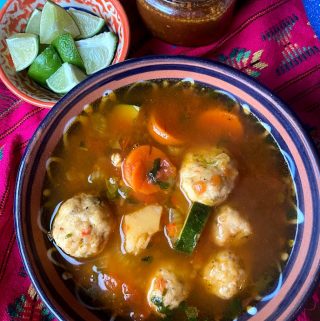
[
  {"x1": 212, "y1": 205, "x2": 252, "y2": 246},
  {"x1": 52, "y1": 193, "x2": 113, "y2": 258},
  {"x1": 203, "y1": 250, "x2": 246, "y2": 299},
  {"x1": 147, "y1": 269, "x2": 189, "y2": 314},
  {"x1": 110, "y1": 152, "x2": 122, "y2": 167},
  {"x1": 121, "y1": 205, "x2": 162, "y2": 255},
  {"x1": 180, "y1": 148, "x2": 238, "y2": 206}
]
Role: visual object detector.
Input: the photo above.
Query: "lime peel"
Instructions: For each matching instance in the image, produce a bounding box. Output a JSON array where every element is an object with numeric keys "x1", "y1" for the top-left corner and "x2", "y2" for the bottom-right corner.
[
  {"x1": 28, "y1": 45, "x2": 62, "y2": 86},
  {"x1": 52, "y1": 33, "x2": 84, "y2": 69}
]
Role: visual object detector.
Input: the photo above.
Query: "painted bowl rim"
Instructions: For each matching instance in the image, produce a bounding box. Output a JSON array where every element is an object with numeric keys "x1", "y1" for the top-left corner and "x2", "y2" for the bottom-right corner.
[
  {"x1": 14, "y1": 55, "x2": 320, "y2": 321},
  {"x1": 0, "y1": 0, "x2": 130, "y2": 108}
]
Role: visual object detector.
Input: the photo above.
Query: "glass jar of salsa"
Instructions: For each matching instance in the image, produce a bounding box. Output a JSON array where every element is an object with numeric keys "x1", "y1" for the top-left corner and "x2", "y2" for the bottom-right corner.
[{"x1": 136, "y1": 0, "x2": 236, "y2": 46}]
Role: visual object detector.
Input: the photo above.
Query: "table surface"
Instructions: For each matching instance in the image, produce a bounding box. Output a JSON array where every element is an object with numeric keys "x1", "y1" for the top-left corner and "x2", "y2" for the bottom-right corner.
[{"x1": 0, "y1": 0, "x2": 319, "y2": 321}]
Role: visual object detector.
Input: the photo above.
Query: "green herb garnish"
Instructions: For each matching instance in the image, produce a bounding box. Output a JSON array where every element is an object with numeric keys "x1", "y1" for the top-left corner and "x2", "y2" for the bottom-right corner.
[
  {"x1": 151, "y1": 296, "x2": 171, "y2": 315},
  {"x1": 65, "y1": 233, "x2": 72, "y2": 238},
  {"x1": 106, "y1": 177, "x2": 118, "y2": 200},
  {"x1": 141, "y1": 256, "x2": 153, "y2": 263},
  {"x1": 179, "y1": 302, "x2": 199, "y2": 321},
  {"x1": 158, "y1": 181, "x2": 170, "y2": 190},
  {"x1": 185, "y1": 306, "x2": 199, "y2": 320},
  {"x1": 147, "y1": 158, "x2": 170, "y2": 190},
  {"x1": 148, "y1": 158, "x2": 161, "y2": 184}
]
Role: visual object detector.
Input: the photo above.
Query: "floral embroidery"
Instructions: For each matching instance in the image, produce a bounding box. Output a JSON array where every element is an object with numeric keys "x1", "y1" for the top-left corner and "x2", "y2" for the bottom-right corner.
[
  {"x1": 218, "y1": 48, "x2": 268, "y2": 78},
  {"x1": 7, "y1": 295, "x2": 26, "y2": 319},
  {"x1": 7, "y1": 285, "x2": 55, "y2": 321},
  {"x1": 262, "y1": 14, "x2": 320, "y2": 75}
]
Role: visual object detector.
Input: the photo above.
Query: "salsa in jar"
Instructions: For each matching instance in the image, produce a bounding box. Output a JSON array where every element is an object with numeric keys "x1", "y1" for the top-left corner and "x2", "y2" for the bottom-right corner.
[{"x1": 137, "y1": 0, "x2": 236, "y2": 46}]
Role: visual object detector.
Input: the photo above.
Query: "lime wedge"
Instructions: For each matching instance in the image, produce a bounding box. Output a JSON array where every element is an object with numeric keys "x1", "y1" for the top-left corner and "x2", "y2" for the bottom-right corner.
[
  {"x1": 25, "y1": 8, "x2": 42, "y2": 35},
  {"x1": 28, "y1": 45, "x2": 62, "y2": 86},
  {"x1": 40, "y1": 1, "x2": 80, "y2": 44},
  {"x1": 46, "y1": 62, "x2": 86, "y2": 94},
  {"x1": 52, "y1": 33, "x2": 84, "y2": 69},
  {"x1": 76, "y1": 32, "x2": 117, "y2": 75},
  {"x1": 6, "y1": 33, "x2": 39, "y2": 72},
  {"x1": 68, "y1": 8, "x2": 105, "y2": 39}
]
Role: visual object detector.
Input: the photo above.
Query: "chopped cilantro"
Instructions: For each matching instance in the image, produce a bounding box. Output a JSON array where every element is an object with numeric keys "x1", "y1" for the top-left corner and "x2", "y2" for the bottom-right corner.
[
  {"x1": 105, "y1": 177, "x2": 118, "y2": 200},
  {"x1": 158, "y1": 181, "x2": 170, "y2": 190},
  {"x1": 65, "y1": 233, "x2": 72, "y2": 239},
  {"x1": 179, "y1": 302, "x2": 201, "y2": 321},
  {"x1": 141, "y1": 256, "x2": 153, "y2": 263},
  {"x1": 151, "y1": 296, "x2": 171, "y2": 315},
  {"x1": 185, "y1": 306, "x2": 199, "y2": 320},
  {"x1": 147, "y1": 158, "x2": 170, "y2": 189},
  {"x1": 148, "y1": 158, "x2": 161, "y2": 184}
]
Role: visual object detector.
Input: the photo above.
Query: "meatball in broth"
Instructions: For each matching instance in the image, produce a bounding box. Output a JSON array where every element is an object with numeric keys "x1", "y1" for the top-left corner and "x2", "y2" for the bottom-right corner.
[
  {"x1": 211, "y1": 205, "x2": 252, "y2": 246},
  {"x1": 147, "y1": 269, "x2": 189, "y2": 314},
  {"x1": 180, "y1": 148, "x2": 238, "y2": 206},
  {"x1": 203, "y1": 250, "x2": 246, "y2": 300},
  {"x1": 52, "y1": 194, "x2": 113, "y2": 258}
]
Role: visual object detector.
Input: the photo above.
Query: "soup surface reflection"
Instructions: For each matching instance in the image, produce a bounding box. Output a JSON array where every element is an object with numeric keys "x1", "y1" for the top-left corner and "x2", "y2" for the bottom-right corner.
[{"x1": 42, "y1": 80, "x2": 296, "y2": 321}]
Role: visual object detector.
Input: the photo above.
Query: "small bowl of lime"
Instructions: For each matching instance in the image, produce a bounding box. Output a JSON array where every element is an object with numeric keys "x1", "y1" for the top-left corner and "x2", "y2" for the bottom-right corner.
[{"x1": 0, "y1": 0, "x2": 130, "y2": 108}]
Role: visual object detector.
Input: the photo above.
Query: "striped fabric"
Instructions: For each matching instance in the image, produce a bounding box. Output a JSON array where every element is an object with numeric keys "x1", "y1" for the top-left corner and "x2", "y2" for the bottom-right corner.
[{"x1": 0, "y1": 0, "x2": 319, "y2": 320}]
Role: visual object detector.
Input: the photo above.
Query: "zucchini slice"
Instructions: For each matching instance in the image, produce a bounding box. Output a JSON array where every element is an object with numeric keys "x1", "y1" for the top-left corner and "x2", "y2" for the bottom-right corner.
[{"x1": 174, "y1": 202, "x2": 211, "y2": 253}]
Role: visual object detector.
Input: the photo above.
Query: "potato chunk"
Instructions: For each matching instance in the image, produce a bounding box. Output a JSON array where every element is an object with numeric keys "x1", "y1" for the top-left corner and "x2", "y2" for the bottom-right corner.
[
  {"x1": 122, "y1": 205, "x2": 162, "y2": 255},
  {"x1": 52, "y1": 193, "x2": 113, "y2": 258},
  {"x1": 203, "y1": 250, "x2": 246, "y2": 299},
  {"x1": 147, "y1": 269, "x2": 188, "y2": 314},
  {"x1": 212, "y1": 205, "x2": 252, "y2": 246},
  {"x1": 180, "y1": 148, "x2": 238, "y2": 206}
]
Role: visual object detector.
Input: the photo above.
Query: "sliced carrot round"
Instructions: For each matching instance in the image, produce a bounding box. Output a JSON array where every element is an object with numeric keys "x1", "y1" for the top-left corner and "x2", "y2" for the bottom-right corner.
[
  {"x1": 147, "y1": 109, "x2": 185, "y2": 146},
  {"x1": 122, "y1": 145, "x2": 176, "y2": 195},
  {"x1": 196, "y1": 109, "x2": 244, "y2": 142}
]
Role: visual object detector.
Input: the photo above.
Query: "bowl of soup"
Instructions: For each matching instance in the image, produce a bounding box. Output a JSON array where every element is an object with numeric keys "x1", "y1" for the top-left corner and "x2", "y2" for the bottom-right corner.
[{"x1": 14, "y1": 56, "x2": 320, "y2": 321}]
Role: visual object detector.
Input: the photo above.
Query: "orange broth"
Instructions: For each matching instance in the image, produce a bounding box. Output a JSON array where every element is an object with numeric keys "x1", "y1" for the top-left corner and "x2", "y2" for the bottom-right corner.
[{"x1": 42, "y1": 80, "x2": 296, "y2": 321}]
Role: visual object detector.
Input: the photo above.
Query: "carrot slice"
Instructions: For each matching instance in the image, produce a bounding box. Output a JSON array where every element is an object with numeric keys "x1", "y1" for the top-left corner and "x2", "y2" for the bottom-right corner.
[
  {"x1": 103, "y1": 272, "x2": 151, "y2": 318},
  {"x1": 122, "y1": 145, "x2": 176, "y2": 195},
  {"x1": 196, "y1": 109, "x2": 244, "y2": 142},
  {"x1": 147, "y1": 109, "x2": 185, "y2": 145},
  {"x1": 166, "y1": 223, "x2": 177, "y2": 238},
  {"x1": 192, "y1": 181, "x2": 207, "y2": 195},
  {"x1": 211, "y1": 175, "x2": 222, "y2": 186}
]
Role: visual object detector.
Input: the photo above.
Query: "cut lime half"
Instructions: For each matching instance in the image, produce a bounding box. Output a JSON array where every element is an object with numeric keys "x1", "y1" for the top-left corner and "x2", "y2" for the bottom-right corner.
[
  {"x1": 68, "y1": 8, "x2": 105, "y2": 39},
  {"x1": 46, "y1": 62, "x2": 86, "y2": 94},
  {"x1": 6, "y1": 33, "x2": 39, "y2": 72},
  {"x1": 40, "y1": 1, "x2": 80, "y2": 44},
  {"x1": 25, "y1": 8, "x2": 42, "y2": 35},
  {"x1": 76, "y1": 32, "x2": 117, "y2": 75}
]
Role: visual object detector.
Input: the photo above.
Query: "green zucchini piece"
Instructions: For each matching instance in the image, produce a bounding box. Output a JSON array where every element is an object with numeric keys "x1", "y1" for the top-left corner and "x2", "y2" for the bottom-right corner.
[{"x1": 174, "y1": 202, "x2": 211, "y2": 253}]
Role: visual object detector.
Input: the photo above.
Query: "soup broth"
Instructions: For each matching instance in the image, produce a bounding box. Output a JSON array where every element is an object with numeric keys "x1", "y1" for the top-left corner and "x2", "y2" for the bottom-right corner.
[{"x1": 42, "y1": 80, "x2": 296, "y2": 321}]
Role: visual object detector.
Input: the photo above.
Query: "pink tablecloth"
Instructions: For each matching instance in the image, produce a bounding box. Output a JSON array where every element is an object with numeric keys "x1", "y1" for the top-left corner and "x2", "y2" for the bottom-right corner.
[{"x1": 0, "y1": 0, "x2": 319, "y2": 320}]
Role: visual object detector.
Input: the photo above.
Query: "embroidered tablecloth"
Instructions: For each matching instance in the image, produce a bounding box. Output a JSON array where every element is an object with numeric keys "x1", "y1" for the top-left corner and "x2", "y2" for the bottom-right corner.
[{"x1": 0, "y1": 0, "x2": 319, "y2": 320}]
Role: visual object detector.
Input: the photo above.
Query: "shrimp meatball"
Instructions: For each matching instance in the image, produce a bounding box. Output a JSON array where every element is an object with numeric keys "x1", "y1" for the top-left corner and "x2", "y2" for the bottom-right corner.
[
  {"x1": 203, "y1": 250, "x2": 246, "y2": 299},
  {"x1": 147, "y1": 269, "x2": 189, "y2": 314},
  {"x1": 180, "y1": 148, "x2": 238, "y2": 206},
  {"x1": 52, "y1": 193, "x2": 113, "y2": 258},
  {"x1": 212, "y1": 205, "x2": 252, "y2": 246}
]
